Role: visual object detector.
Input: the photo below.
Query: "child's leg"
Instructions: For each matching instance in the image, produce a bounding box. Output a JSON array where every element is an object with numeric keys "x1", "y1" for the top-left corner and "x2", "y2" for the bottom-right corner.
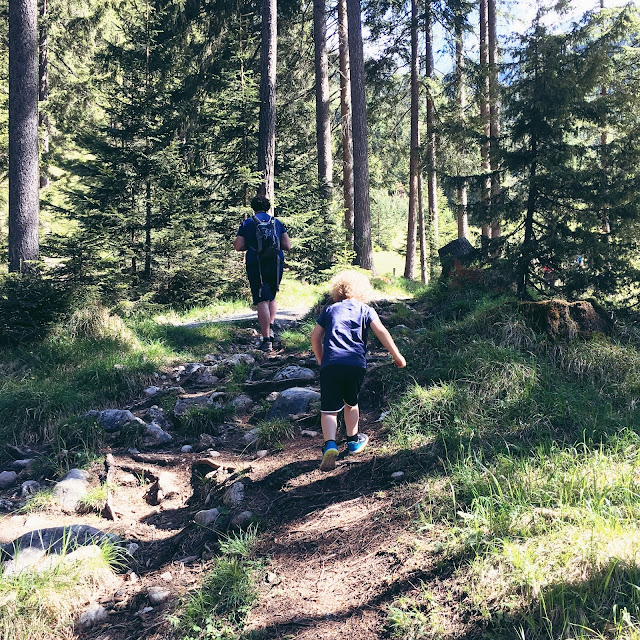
[
  {"x1": 344, "y1": 403, "x2": 360, "y2": 437},
  {"x1": 321, "y1": 411, "x2": 339, "y2": 442}
]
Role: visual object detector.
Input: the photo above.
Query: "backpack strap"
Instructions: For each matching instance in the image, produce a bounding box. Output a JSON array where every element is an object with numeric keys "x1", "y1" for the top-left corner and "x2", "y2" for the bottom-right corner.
[{"x1": 252, "y1": 214, "x2": 264, "y2": 255}]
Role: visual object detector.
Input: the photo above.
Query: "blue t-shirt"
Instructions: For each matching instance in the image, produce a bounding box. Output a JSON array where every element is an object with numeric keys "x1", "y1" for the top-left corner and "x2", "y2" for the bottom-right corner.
[
  {"x1": 237, "y1": 212, "x2": 288, "y2": 265},
  {"x1": 316, "y1": 299, "x2": 380, "y2": 369}
]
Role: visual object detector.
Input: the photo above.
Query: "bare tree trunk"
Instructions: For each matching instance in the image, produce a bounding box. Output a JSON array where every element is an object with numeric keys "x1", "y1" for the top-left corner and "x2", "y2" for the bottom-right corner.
[
  {"x1": 313, "y1": 0, "x2": 333, "y2": 201},
  {"x1": 404, "y1": 0, "x2": 420, "y2": 279},
  {"x1": 418, "y1": 173, "x2": 428, "y2": 283},
  {"x1": 38, "y1": 0, "x2": 49, "y2": 189},
  {"x1": 479, "y1": 0, "x2": 491, "y2": 249},
  {"x1": 455, "y1": 20, "x2": 468, "y2": 239},
  {"x1": 144, "y1": 0, "x2": 151, "y2": 280},
  {"x1": 9, "y1": 0, "x2": 40, "y2": 272},
  {"x1": 488, "y1": 0, "x2": 501, "y2": 241},
  {"x1": 338, "y1": 0, "x2": 354, "y2": 244},
  {"x1": 425, "y1": 0, "x2": 438, "y2": 277},
  {"x1": 258, "y1": 0, "x2": 277, "y2": 201},
  {"x1": 599, "y1": 0, "x2": 610, "y2": 235},
  {"x1": 346, "y1": 0, "x2": 373, "y2": 270}
]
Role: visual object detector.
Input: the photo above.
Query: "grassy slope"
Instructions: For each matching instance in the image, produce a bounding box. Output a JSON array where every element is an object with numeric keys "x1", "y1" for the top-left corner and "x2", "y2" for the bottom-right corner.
[{"x1": 379, "y1": 284, "x2": 640, "y2": 640}]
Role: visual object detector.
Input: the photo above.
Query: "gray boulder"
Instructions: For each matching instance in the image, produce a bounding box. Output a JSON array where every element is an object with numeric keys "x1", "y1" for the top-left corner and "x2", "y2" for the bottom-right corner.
[
  {"x1": 231, "y1": 394, "x2": 254, "y2": 413},
  {"x1": 194, "y1": 508, "x2": 220, "y2": 527},
  {"x1": 99, "y1": 409, "x2": 145, "y2": 432},
  {"x1": 268, "y1": 387, "x2": 321, "y2": 419},
  {"x1": 0, "y1": 471, "x2": 18, "y2": 490},
  {"x1": 222, "y1": 354, "x2": 255, "y2": 367},
  {"x1": 145, "y1": 406, "x2": 173, "y2": 430},
  {"x1": 174, "y1": 394, "x2": 210, "y2": 416},
  {"x1": 223, "y1": 482, "x2": 245, "y2": 508},
  {"x1": 53, "y1": 468, "x2": 90, "y2": 511},
  {"x1": 144, "y1": 421, "x2": 173, "y2": 446},
  {"x1": 273, "y1": 365, "x2": 315, "y2": 381},
  {"x1": 20, "y1": 480, "x2": 41, "y2": 498}
]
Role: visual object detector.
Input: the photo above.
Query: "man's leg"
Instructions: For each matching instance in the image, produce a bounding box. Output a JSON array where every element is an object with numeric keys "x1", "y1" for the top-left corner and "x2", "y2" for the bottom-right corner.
[
  {"x1": 257, "y1": 301, "x2": 271, "y2": 338},
  {"x1": 269, "y1": 299, "x2": 277, "y2": 326},
  {"x1": 344, "y1": 403, "x2": 360, "y2": 437}
]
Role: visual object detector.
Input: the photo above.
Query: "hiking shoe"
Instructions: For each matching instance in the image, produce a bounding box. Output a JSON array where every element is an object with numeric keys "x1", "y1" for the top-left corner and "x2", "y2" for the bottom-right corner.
[
  {"x1": 347, "y1": 433, "x2": 369, "y2": 455},
  {"x1": 260, "y1": 337, "x2": 273, "y2": 352},
  {"x1": 319, "y1": 440, "x2": 339, "y2": 471}
]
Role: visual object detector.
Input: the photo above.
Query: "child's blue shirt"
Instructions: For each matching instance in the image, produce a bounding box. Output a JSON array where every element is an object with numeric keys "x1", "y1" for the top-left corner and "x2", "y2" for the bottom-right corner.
[{"x1": 316, "y1": 299, "x2": 379, "y2": 369}]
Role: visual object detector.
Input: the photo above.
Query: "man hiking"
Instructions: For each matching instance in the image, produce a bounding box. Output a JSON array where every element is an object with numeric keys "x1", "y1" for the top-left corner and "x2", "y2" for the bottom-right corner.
[{"x1": 235, "y1": 195, "x2": 291, "y2": 352}]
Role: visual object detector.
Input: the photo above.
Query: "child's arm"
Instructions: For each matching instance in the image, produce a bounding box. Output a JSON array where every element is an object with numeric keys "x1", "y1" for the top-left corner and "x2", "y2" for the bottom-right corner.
[
  {"x1": 310, "y1": 324, "x2": 325, "y2": 365},
  {"x1": 370, "y1": 319, "x2": 407, "y2": 368}
]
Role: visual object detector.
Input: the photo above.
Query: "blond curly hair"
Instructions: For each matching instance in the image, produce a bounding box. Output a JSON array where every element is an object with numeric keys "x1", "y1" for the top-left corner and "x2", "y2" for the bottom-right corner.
[{"x1": 330, "y1": 270, "x2": 374, "y2": 303}]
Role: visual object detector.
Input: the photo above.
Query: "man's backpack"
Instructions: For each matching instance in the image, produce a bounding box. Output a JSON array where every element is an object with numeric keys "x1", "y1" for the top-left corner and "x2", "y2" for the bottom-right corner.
[{"x1": 252, "y1": 215, "x2": 280, "y2": 260}]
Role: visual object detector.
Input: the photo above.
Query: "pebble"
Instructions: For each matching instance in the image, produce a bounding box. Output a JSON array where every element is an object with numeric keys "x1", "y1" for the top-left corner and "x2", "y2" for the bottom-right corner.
[
  {"x1": 126, "y1": 571, "x2": 139, "y2": 583},
  {"x1": 144, "y1": 386, "x2": 160, "y2": 396},
  {"x1": 243, "y1": 429, "x2": 259, "y2": 445},
  {"x1": 127, "y1": 543, "x2": 140, "y2": 556},
  {"x1": 301, "y1": 430, "x2": 319, "y2": 437},
  {"x1": 391, "y1": 471, "x2": 405, "y2": 480},
  {"x1": 148, "y1": 586, "x2": 171, "y2": 605},
  {"x1": 256, "y1": 450, "x2": 269, "y2": 459},
  {"x1": 181, "y1": 445, "x2": 193, "y2": 453},
  {"x1": 223, "y1": 482, "x2": 245, "y2": 508},
  {"x1": 160, "y1": 571, "x2": 173, "y2": 582},
  {"x1": 78, "y1": 604, "x2": 109, "y2": 629},
  {"x1": 194, "y1": 508, "x2": 220, "y2": 527},
  {"x1": 266, "y1": 391, "x2": 279, "y2": 402},
  {"x1": 231, "y1": 510, "x2": 253, "y2": 529},
  {"x1": 20, "y1": 480, "x2": 41, "y2": 497},
  {"x1": 136, "y1": 606, "x2": 154, "y2": 616}
]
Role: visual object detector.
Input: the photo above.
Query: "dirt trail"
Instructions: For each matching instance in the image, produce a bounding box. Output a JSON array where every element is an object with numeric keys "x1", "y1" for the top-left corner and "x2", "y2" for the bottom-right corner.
[{"x1": 0, "y1": 301, "x2": 432, "y2": 640}]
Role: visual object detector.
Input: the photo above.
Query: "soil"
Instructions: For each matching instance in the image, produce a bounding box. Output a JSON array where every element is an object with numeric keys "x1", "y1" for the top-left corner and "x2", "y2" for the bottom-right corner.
[{"x1": 0, "y1": 303, "x2": 444, "y2": 640}]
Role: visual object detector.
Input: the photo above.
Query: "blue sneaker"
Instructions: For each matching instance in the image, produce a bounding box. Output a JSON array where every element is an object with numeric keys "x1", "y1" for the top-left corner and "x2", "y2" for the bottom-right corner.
[
  {"x1": 319, "y1": 440, "x2": 339, "y2": 471},
  {"x1": 347, "y1": 433, "x2": 369, "y2": 455}
]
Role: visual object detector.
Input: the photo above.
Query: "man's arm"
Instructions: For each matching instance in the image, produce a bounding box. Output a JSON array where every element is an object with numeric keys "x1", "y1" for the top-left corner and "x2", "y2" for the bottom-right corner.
[
  {"x1": 280, "y1": 232, "x2": 291, "y2": 251},
  {"x1": 234, "y1": 235, "x2": 246, "y2": 251},
  {"x1": 370, "y1": 319, "x2": 406, "y2": 368},
  {"x1": 310, "y1": 324, "x2": 324, "y2": 365}
]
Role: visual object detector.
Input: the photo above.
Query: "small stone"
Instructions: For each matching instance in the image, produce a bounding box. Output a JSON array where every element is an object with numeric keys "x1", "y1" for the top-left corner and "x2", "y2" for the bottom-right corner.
[
  {"x1": 184, "y1": 363, "x2": 204, "y2": 376},
  {"x1": 20, "y1": 480, "x2": 41, "y2": 497},
  {"x1": 266, "y1": 391, "x2": 279, "y2": 402},
  {"x1": 136, "y1": 606, "x2": 154, "y2": 616},
  {"x1": 156, "y1": 472, "x2": 179, "y2": 501},
  {"x1": 301, "y1": 430, "x2": 319, "y2": 438},
  {"x1": 243, "y1": 429, "x2": 259, "y2": 445},
  {"x1": 144, "y1": 421, "x2": 173, "y2": 445},
  {"x1": 99, "y1": 409, "x2": 144, "y2": 432},
  {"x1": 267, "y1": 387, "x2": 321, "y2": 419},
  {"x1": 0, "y1": 499, "x2": 14, "y2": 511},
  {"x1": 11, "y1": 459, "x2": 34, "y2": 470},
  {"x1": 194, "y1": 508, "x2": 220, "y2": 527},
  {"x1": 144, "y1": 386, "x2": 160, "y2": 397},
  {"x1": 126, "y1": 570, "x2": 139, "y2": 582},
  {"x1": 0, "y1": 471, "x2": 18, "y2": 489},
  {"x1": 222, "y1": 353, "x2": 255, "y2": 367},
  {"x1": 391, "y1": 471, "x2": 405, "y2": 480},
  {"x1": 255, "y1": 450, "x2": 268, "y2": 459},
  {"x1": 198, "y1": 433, "x2": 216, "y2": 449},
  {"x1": 127, "y1": 448, "x2": 140, "y2": 455},
  {"x1": 78, "y1": 604, "x2": 109, "y2": 629},
  {"x1": 113, "y1": 364, "x2": 125, "y2": 370},
  {"x1": 223, "y1": 482, "x2": 245, "y2": 508},
  {"x1": 174, "y1": 394, "x2": 210, "y2": 416},
  {"x1": 392, "y1": 324, "x2": 410, "y2": 331},
  {"x1": 231, "y1": 510, "x2": 253, "y2": 529},
  {"x1": 160, "y1": 571, "x2": 173, "y2": 582},
  {"x1": 273, "y1": 365, "x2": 315, "y2": 381},
  {"x1": 146, "y1": 406, "x2": 173, "y2": 430},
  {"x1": 148, "y1": 586, "x2": 171, "y2": 605},
  {"x1": 266, "y1": 571, "x2": 279, "y2": 584},
  {"x1": 181, "y1": 445, "x2": 193, "y2": 453},
  {"x1": 231, "y1": 394, "x2": 254, "y2": 413},
  {"x1": 127, "y1": 543, "x2": 140, "y2": 556}
]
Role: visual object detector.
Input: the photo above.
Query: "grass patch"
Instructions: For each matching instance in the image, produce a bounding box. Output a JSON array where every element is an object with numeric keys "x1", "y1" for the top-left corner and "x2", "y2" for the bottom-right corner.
[
  {"x1": 19, "y1": 490, "x2": 57, "y2": 514},
  {"x1": 280, "y1": 318, "x2": 316, "y2": 352},
  {"x1": 177, "y1": 406, "x2": 235, "y2": 437},
  {"x1": 169, "y1": 528, "x2": 260, "y2": 639},
  {"x1": 0, "y1": 539, "x2": 124, "y2": 640},
  {"x1": 255, "y1": 418, "x2": 295, "y2": 450}
]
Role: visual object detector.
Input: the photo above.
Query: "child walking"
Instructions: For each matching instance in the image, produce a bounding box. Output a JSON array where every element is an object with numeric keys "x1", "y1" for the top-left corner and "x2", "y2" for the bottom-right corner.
[{"x1": 310, "y1": 271, "x2": 406, "y2": 471}]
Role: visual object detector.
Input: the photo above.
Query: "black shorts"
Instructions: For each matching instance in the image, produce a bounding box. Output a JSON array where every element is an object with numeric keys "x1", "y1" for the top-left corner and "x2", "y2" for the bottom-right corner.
[
  {"x1": 246, "y1": 259, "x2": 283, "y2": 304},
  {"x1": 320, "y1": 365, "x2": 366, "y2": 412}
]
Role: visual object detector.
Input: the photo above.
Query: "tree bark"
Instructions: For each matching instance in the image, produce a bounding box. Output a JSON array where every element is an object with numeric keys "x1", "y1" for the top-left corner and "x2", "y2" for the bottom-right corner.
[
  {"x1": 338, "y1": 0, "x2": 354, "y2": 244},
  {"x1": 418, "y1": 173, "x2": 428, "y2": 283},
  {"x1": 404, "y1": 0, "x2": 420, "y2": 279},
  {"x1": 346, "y1": 0, "x2": 373, "y2": 270},
  {"x1": 313, "y1": 0, "x2": 333, "y2": 201},
  {"x1": 38, "y1": 0, "x2": 49, "y2": 188},
  {"x1": 488, "y1": 0, "x2": 501, "y2": 241},
  {"x1": 9, "y1": 0, "x2": 40, "y2": 272},
  {"x1": 479, "y1": 0, "x2": 491, "y2": 248},
  {"x1": 425, "y1": 0, "x2": 438, "y2": 277},
  {"x1": 258, "y1": 0, "x2": 277, "y2": 202},
  {"x1": 455, "y1": 19, "x2": 468, "y2": 239}
]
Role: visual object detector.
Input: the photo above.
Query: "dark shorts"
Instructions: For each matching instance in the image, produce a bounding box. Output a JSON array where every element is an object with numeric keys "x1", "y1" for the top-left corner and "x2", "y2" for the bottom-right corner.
[
  {"x1": 320, "y1": 365, "x2": 366, "y2": 412},
  {"x1": 246, "y1": 259, "x2": 283, "y2": 305}
]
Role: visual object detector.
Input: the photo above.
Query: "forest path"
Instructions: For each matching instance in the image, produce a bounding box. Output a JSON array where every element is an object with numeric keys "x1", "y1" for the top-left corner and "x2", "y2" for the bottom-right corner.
[{"x1": 0, "y1": 297, "x2": 429, "y2": 640}]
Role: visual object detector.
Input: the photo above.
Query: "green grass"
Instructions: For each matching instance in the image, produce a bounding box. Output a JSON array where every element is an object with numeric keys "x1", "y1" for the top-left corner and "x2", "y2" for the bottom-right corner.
[
  {"x1": 0, "y1": 539, "x2": 125, "y2": 640},
  {"x1": 177, "y1": 406, "x2": 235, "y2": 437},
  {"x1": 169, "y1": 528, "x2": 260, "y2": 639},
  {"x1": 255, "y1": 418, "x2": 295, "y2": 450},
  {"x1": 380, "y1": 282, "x2": 640, "y2": 639}
]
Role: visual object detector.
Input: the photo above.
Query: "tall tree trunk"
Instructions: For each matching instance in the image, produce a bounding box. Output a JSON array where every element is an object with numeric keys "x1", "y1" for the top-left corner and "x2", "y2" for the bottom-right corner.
[
  {"x1": 346, "y1": 0, "x2": 373, "y2": 270},
  {"x1": 313, "y1": 0, "x2": 333, "y2": 200},
  {"x1": 479, "y1": 0, "x2": 491, "y2": 248},
  {"x1": 38, "y1": 0, "x2": 49, "y2": 188},
  {"x1": 9, "y1": 0, "x2": 40, "y2": 272},
  {"x1": 488, "y1": 0, "x2": 501, "y2": 241},
  {"x1": 404, "y1": 0, "x2": 420, "y2": 279},
  {"x1": 425, "y1": 0, "x2": 438, "y2": 277},
  {"x1": 338, "y1": 0, "x2": 354, "y2": 245},
  {"x1": 455, "y1": 20, "x2": 468, "y2": 239},
  {"x1": 418, "y1": 173, "x2": 428, "y2": 283},
  {"x1": 144, "y1": 0, "x2": 151, "y2": 280},
  {"x1": 518, "y1": 145, "x2": 537, "y2": 298},
  {"x1": 599, "y1": 0, "x2": 610, "y2": 235},
  {"x1": 258, "y1": 0, "x2": 277, "y2": 201}
]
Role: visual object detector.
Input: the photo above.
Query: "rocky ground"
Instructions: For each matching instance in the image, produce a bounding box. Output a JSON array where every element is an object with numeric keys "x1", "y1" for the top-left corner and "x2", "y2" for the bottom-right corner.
[{"x1": 0, "y1": 301, "x2": 433, "y2": 640}]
